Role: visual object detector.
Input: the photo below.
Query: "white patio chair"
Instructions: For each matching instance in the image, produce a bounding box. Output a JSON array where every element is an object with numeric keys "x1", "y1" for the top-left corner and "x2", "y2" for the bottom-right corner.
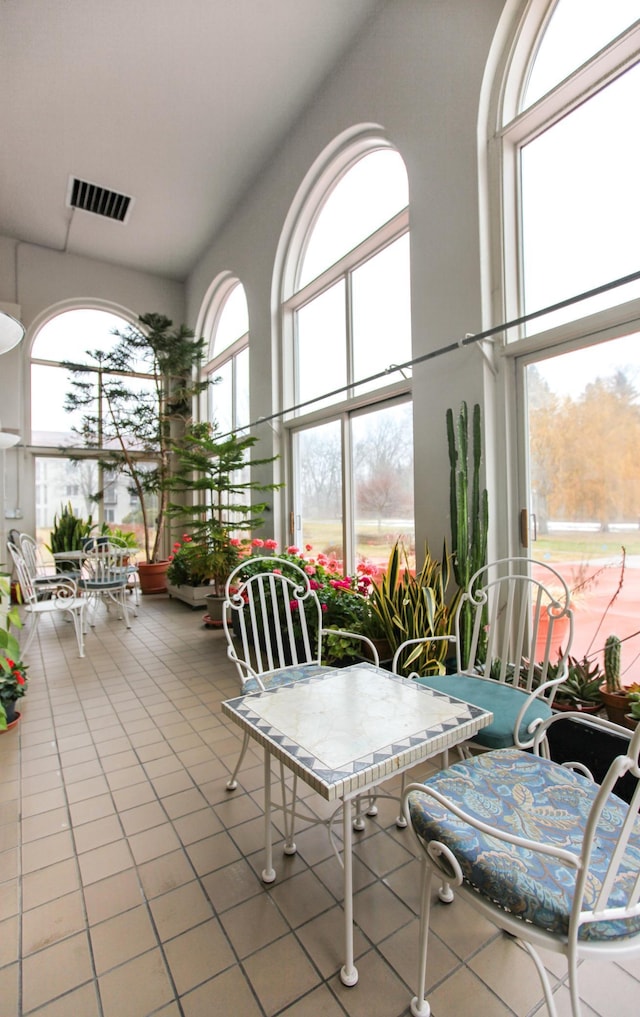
[
  {"x1": 77, "y1": 538, "x2": 134, "y2": 629},
  {"x1": 393, "y1": 557, "x2": 574, "y2": 753},
  {"x1": 8, "y1": 542, "x2": 87, "y2": 657},
  {"x1": 105, "y1": 535, "x2": 140, "y2": 605},
  {"x1": 403, "y1": 712, "x2": 640, "y2": 1017},
  {"x1": 17, "y1": 533, "x2": 62, "y2": 599},
  {"x1": 222, "y1": 557, "x2": 380, "y2": 792}
]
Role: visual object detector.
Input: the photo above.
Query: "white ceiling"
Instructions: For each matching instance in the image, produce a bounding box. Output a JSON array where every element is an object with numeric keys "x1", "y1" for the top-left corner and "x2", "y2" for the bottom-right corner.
[{"x1": 0, "y1": 0, "x2": 382, "y2": 281}]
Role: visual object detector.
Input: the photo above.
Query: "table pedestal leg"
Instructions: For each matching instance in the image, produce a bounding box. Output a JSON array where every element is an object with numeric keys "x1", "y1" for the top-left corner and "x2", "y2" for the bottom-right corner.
[
  {"x1": 262, "y1": 750, "x2": 276, "y2": 883},
  {"x1": 340, "y1": 798, "x2": 358, "y2": 986}
]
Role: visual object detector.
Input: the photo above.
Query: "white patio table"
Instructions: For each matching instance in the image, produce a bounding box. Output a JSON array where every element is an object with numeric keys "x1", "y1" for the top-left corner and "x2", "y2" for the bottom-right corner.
[{"x1": 222, "y1": 660, "x2": 492, "y2": 987}]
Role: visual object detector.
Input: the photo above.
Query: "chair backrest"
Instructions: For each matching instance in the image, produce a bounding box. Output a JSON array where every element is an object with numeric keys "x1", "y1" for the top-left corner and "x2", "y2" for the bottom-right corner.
[
  {"x1": 81, "y1": 540, "x2": 130, "y2": 586},
  {"x1": 18, "y1": 533, "x2": 51, "y2": 579},
  {"x1": 456, "y1": 557, "x2": 573, "y2": 694},
  {"x1": 223, "y1": 557, "x2": 323, "y2": 683},
  {"x1": 7, "y1": 542, "x2": 39, "y2": 606},
  {"x1": 534, "y1": 715, "x2": 640, "y2": 940}
]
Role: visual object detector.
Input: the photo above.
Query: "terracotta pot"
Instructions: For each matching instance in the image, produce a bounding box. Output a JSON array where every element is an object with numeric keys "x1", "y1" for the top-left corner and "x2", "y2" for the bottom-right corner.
[
  {"x1": 137, "y1": 560, "x2": 170, "y2": 595},
  {"x1": 599, "y1": 688, "x2": 630, "y2": 727}
]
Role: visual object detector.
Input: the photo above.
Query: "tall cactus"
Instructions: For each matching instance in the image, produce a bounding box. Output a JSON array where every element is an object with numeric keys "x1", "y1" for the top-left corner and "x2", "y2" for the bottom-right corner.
[
  {"x1": 447, "y1": 402, "x2": 488, "y2": 665},
  {"x1": 604, "y1": 634, "x2": 622, "y2": 693}
]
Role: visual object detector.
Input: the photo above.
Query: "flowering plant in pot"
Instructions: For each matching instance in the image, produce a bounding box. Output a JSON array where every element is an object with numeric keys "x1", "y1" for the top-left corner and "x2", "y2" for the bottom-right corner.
[
  {"x1": 235, "y1": 539, "x2": 382, "y2": 663},
  {"x1": 0, "y1": 649, "x2": 28, "y2": 727}
]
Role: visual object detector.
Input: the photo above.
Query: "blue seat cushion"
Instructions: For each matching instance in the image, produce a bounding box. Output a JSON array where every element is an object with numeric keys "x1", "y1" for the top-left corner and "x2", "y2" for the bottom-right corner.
[
  {"x1": 415, "y1": 673, "x2": 552, "y2": 749},
  {"x1": 242, "y1": 662, "x2": 334, "y2": 693},
  {"x1": 407, "y1": 748, "x2": 640, "y2": 941}
]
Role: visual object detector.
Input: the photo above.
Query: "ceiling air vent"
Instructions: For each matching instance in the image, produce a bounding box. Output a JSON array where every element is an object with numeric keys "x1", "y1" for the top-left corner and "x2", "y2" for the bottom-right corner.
[{"x1": 67, "y1": 177, "x2": 134, "y2": 223}]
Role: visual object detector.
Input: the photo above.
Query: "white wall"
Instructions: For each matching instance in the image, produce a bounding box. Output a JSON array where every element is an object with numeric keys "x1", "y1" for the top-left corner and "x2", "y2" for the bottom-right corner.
[{"x1": 186, "y1": 0, "x2": 506, "y2": 555}]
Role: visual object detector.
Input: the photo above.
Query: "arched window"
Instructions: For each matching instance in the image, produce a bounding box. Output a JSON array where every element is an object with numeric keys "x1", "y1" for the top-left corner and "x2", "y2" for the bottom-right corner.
[
  {"x1": 30, "y1": 307, "x2": 153, "y2": 543},
  {"x1": 204, "y1": 280, "x2": 249, "y2": 435},
  {"x1": 495, "y1": 0, "x2": 640, "y2": 659},
  {"x1": 279, "y1": 138, "x2": 414, "y2": 571}
]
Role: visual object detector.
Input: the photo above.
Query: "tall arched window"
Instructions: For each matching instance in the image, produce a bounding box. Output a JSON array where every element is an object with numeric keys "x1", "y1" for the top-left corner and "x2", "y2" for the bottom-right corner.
[
  {"x1": 204, "y1": 280, "x2": 249, "y2": 435},
  {"x1": 30, "y1": 307, "x2": 153, "y2": 544},
  {"x1": 495, "y1": 0, "x2": 640, "y2": 659},
  {"x1": 280, "y1": 137, "x2": 414, "y2": 571}
]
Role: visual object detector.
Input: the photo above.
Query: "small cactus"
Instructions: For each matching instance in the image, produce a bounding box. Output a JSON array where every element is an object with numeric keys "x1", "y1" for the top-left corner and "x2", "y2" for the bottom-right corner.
[{"x1": 604, "y1": 634, "x2": 622, "y2": 693}]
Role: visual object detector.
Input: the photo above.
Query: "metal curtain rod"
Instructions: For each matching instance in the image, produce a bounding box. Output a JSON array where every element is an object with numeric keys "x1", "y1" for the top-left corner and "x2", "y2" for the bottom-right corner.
[{"x1": 230, "y1": 265, "x2": 640, "y2": 439}]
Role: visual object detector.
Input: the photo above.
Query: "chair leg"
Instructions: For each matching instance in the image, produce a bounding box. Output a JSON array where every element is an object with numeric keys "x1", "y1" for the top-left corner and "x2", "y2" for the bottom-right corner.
[
  {"x1": 226, "y1": 731, "x2": 250, "y2": 790},
  {"x1": 21, "y1": 612, "x2": 39, "y2": 654},
  {"x1": 68, "y1": 606, "x2": 85, "y2": 657},
  {"x1": 411, "y1": 858, "x2": 434, "y2": 1017}
]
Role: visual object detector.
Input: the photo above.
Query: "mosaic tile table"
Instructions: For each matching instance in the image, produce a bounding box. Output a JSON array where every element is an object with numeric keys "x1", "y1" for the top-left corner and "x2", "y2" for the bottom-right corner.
[{"x1": 222, "y1": 661, "x2": 492, "y2": 986}]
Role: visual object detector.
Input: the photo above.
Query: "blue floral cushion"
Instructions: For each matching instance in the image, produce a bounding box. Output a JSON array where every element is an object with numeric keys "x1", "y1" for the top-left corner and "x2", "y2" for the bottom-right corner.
[
  {"x1": 242, "y1": 662, "x2": 334, "y2": 693},
  {"x1": 415, "y1": 674, "x2": 552, "y2": 748},
  {"x1": 407, "y1": 749, "x2": 640, "y2": 941}
]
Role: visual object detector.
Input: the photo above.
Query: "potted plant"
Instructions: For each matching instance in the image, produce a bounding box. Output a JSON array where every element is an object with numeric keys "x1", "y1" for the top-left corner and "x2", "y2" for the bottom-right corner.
[
  {"x1": 551, "y1": 654, "x2": 604, "y2": 713},
  {"x1": 0, "y1": 574, "x2": 26, "y2": 731},
  {"x1": 64, "y1": 313, "x2": 208, "y2": 592},
  {"x1": 166, "y1": 421, "x2": 279, "y2": 612},
  {"x1": 367, "y1": 540, "x2": 457, "y2": 676},
  {"x1": 166, "y1": 532, "x2": 242, "y2": 612},
  {"x1": 46, "y1": 501, "x2": 95, "y2": 571}
]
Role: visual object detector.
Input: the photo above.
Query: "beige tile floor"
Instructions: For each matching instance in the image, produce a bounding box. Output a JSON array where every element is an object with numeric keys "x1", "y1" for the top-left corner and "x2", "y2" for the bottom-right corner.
[{"x1": 1, "y1": 595, "x2": 639, "y2": 1016}]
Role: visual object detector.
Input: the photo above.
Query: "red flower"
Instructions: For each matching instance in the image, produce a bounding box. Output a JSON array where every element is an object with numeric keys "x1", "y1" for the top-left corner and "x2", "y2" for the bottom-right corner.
[
  {"x1": 183, "y1": 535, "x2": 193, "y2": 543},
  {"x1": 16, "y1": 673, "x2": 25, "y2": 685},
  {"x1": 264, "y1": 538, "x2": 278, "y2": 550},
  {"x1": 287, "y1": 546, "x2": 299, "y2": 555},
  {"x1": 252, "y1": 538, "x2": 264, "y2": 547},
  {"x1": 305, "y1": 543, "x2": 313, "y2": 552}
]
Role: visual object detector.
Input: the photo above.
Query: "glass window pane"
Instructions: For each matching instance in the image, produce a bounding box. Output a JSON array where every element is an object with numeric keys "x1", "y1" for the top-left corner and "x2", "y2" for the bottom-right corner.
[
  {"x1": 526, "y1": 333, "x2": 640, "y2": 669},
  {"x1": 523, "y1": 0, "x2": 639, "y2": 109},
  {"x1": 31, "y1": 364, "x2": 91, "y2": 446},
  {"x1": 353, "y1": 402, "x2": 414, "y2": 570},
  {"x1": 235, "y1": 346, "x2": 250, "y2": 431},
  {"x1": 209, "y1": 360, "x2": 233, "y2": 434},
  {"x1": 34, "y1": 455, "x2": 154, "y2": 549},
  {"x1": 296, "y1": 281, "x2": 346, "y2": 410},
  {"x1": 213, "y1": 284, "x2": 249, "y2": 357},
  {"x1": 31, "y1": 309, "x2": 141, "y2": 367},
  {"x1": 352, "y1": 235, "x2": 412, "y2": 392},
  {"x1": 294, "y1": 421, "x2": 343, "y2": 562},
  {"x1": 520, "y1": 63, "x2": 640, "y2": 334},
  {"x1": 299, "y1": 150, "x2": 408, "y2": 286}
]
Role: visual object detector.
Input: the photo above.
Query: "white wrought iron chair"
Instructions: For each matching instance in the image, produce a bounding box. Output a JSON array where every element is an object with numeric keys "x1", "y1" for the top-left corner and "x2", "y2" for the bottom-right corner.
[
  {"x1": 77, "y1": 538, "x2": 134, "y2": 629},
  {"x1": 403, "y1": 711, "x2": 640, "y2": 1017},
  {"x1": 16, "y1": 533, "x2": 63, "y2": 599},
  {"x1": 8, "y1": 542, "x2": 87, "y2": 657},
  {"x1": 105, "y1": 535, "x2": 140, "y2": 605},
  {"x1": 222, "y1": 557, "x2": 380, "y2": 792},
  {"x1": 393, "y1": 557, "x2": 574, "y2": 753}
]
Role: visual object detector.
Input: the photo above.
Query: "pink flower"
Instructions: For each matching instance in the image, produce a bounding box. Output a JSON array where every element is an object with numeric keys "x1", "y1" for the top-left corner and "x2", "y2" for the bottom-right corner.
[
  {"x1": 309, "y1": 579, "x2": 321, "y2": 590},
  {"x1": 289, "y1": 599, "x2": 299, "y2": 611},
  {"x1": 321, "y1": 603, "x2": 328, "y2": 612},
  {"x1": 264, "y1": 538, "x2": 278, "y2": 549},
  {"x1": 273, "y1": 568, "x2": 282, "y2": 575},
  {"x1": 287, "y1": 546, "x2": 299, "y2": 555},
  {"x1": 229, "y1": 537, "x2": 241, "y2": 546},
  {"x1": 252, "y1": 538, "x2": 264, "y2": 547},
  {"x1": 305, "y1": 543, "x2": 313, "y2": 552},
  {"x1": 304, "y1": 565, "x2": 316, "y2": 575},
  {"x1": 172, "y1": 542, "x2": 181, "y2": 550},
  {"x1": 183, "y1": 535, "x2": 193, "y2": 543},
  {"x1": 328, "y1": 559, "x2": 339, "y2": 572}
]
